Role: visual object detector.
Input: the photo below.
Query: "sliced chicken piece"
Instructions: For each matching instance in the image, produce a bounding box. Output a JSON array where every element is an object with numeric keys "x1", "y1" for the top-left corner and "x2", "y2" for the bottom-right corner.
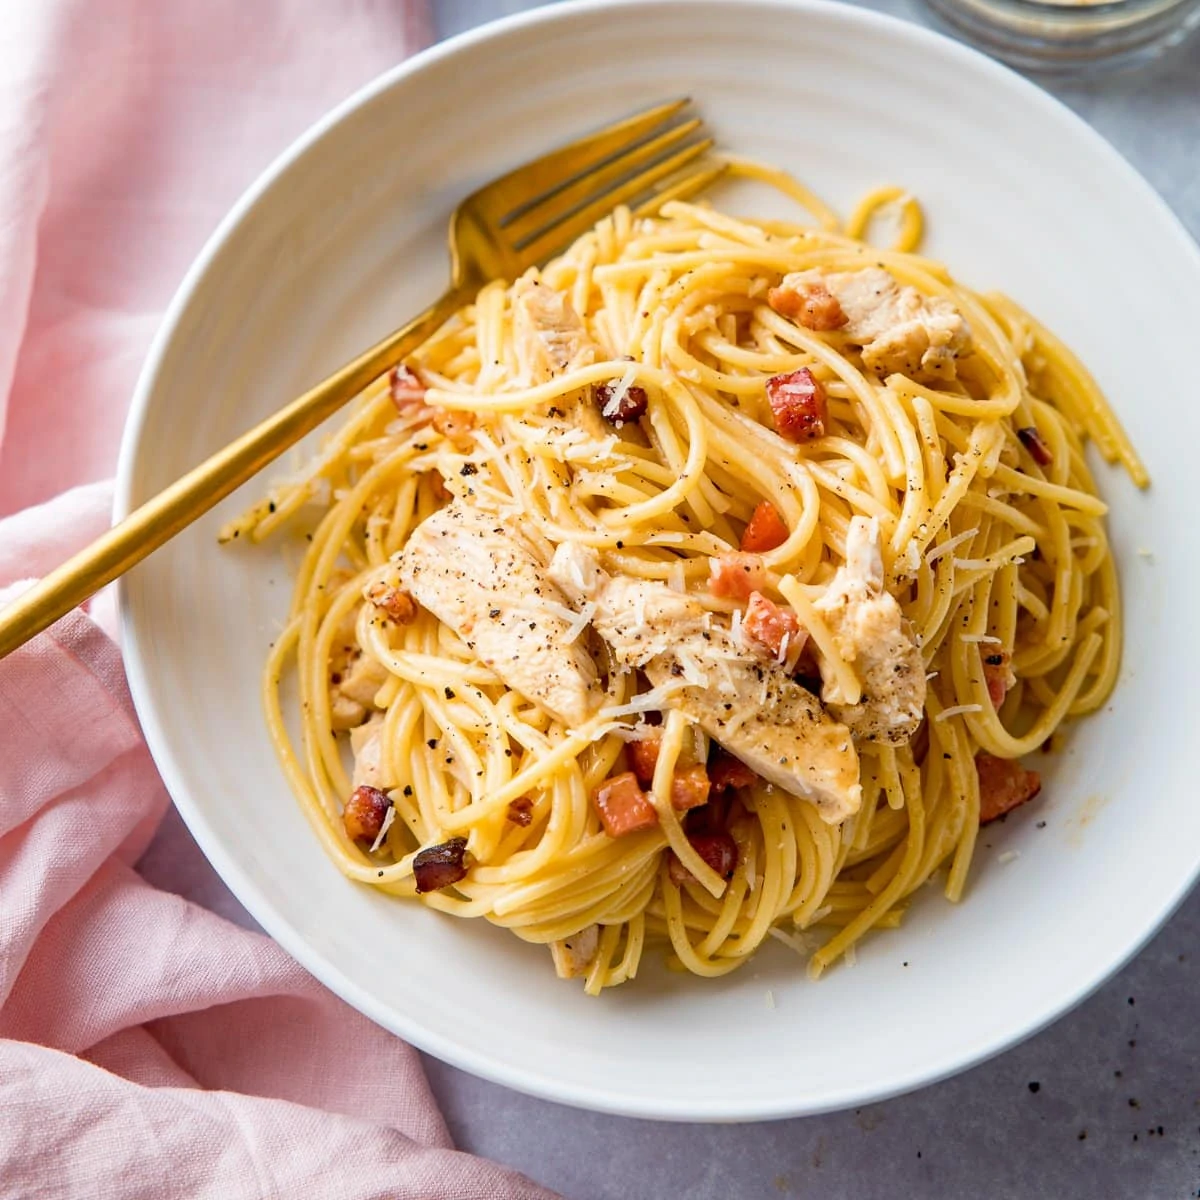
[
  {"x1": 779, "y1": 267, "x2": 969, "y2": 382},
  {"x1": 396, "y1": 501, "x2": 601, "y2": 727},
  {"x1": 550, "y1": 924, "x2": 600, "y2": 979},
  {"x1": 813, "y1": 516, "x2": 925, "y2": 745},
  {"x1": 350, "y1": 714, "x2": 390, "y2": 789},
  {"x1": 513, "y1": 275, "x2": 596, "y2": 380},
  {"x1": 330, "y1": 642, "x2": 389, "y2": 731},
  {"x1": 512, "y1": 274, "x2": 608, "y2": 440},
  {"x1": 549, "y1": 543, "x2": 860, "y2": 822}
]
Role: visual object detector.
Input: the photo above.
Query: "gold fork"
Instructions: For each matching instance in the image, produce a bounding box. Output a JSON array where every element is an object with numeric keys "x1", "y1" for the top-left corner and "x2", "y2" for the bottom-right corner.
[{"x1": 0, "y1": 100, "x2": 723, "y2": 660}]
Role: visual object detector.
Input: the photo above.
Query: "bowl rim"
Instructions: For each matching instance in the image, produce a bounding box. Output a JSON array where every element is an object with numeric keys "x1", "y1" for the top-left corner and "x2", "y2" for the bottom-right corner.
[{"x1": 115, "y1": 0, "x2": 1200, "y2": 1121}]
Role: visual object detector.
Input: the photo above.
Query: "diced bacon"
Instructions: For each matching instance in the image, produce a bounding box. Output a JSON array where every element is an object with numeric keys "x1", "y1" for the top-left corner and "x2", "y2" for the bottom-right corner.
[
  {"x1": 627, "y1": 738, "x2": 708, "y2": 809},
  {"x1": 343, "y1": 785, "x2": 392, "y2": 843},
  {"x1": 507, "y1": 798, "x2": 534, "y2": 826},
  {"x1": 708, "y1": 552, "x2": 767, "y2": 601},
  {"x1": 413, "y1": 837, "x2": 469, "y2": 892},
  {"x1": 708, "y1": 747, "x2": 758, "y2": 794},
  {"x1": 627, "y1": 733, "x2": 662, "y2": 786},
  {"x1": 1017, "y1": 426, "x2": 1053, "y2": 467},
  {"x1": 592, "y1": 771, "x2": 659, "y2": 837},
  {"x1": 765, "y1": 368, "x2": 828, "y2": 442},
  {"x1": 389, "y1": 364, "x2": 428, "y2": 410},
  {"x1": 740, "y1": 501, "x2": 789, "y2": 553},
  {"x1": 365, "y1": 582, "x2": 417, "y2": 624},
  {"x1": 668, "y1": 831, "x2": 739, "y2": 886},
  {"x1": 742, "y1": 591, "x2": 806, "y2": 664},
  {"x1": 432, "y1": 407, "x2": 476, "y2": 446},
  {"x1": 429, "y1": 471, "x2": 451, "y2": 502},
  {"x1": 982, "y1": 651, "x2": 1016, "y2": 710},
  {"x1": 976, "y1": 753, "x2": 1042, "y2": 824},
  {"x1": 767, "y1": 281, "x2": 847, "y2": 331},
  {"x1": 671, "y1": 765, "x2": 711, "y2": 812},
  {"x1": 595, "y1": 381, "x2": 649, "y2": 425}
]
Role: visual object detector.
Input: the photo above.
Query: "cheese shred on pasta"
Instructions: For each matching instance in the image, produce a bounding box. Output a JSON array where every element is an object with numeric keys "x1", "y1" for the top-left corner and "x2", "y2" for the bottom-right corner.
[{"x1": 226, "y1": 162, "x2": 1143, "y2": 993}]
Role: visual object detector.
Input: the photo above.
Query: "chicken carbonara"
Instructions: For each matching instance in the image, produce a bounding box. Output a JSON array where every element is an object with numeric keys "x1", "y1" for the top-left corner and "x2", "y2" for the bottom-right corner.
[{"x1": 223, "y1": 162, "x2": 1144, "y2": 992}]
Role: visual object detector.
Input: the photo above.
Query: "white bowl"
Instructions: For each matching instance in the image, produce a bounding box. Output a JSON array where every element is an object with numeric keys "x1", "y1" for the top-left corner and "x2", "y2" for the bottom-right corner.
[{"x1": 116, "y1": 0, "x2": 1200, "y2": 1120}]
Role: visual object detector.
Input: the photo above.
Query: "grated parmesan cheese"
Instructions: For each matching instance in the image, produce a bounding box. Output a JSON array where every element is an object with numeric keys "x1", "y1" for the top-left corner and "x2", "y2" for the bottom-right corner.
[
  {"x1": 599, "y1": 363, "x2": 640, "y2": 420},
  {"x1": 935, "y1": 703, "x2": 983, "y2": 721},
  {"x1": 958, "y1": 633, "x2": 1002, "y2": 645},
  {"x1": 767, "y1": 926, "x2": 811, "y2": 957},
  {"x1": 560, "y1": 601, "x2": 597, "y2": 646},
  {"x1": 765, "y1": 989, "x2": 776, "y2": 1010},
  {"x1": 998, "y1": 850, "x2": 1019, "y2": 865},
  {"x1": 776, "y1": 631, "x2": 790, "y2": 666},
  {"x1": 925, "y1": 526, "x2": 979, "y2": 567},
  {"x1": 369, "y1": 805, "x2": 397, "y2": 854},
  {"x1": 599, "y1": 684, "x2": 686, "y2": 721}
]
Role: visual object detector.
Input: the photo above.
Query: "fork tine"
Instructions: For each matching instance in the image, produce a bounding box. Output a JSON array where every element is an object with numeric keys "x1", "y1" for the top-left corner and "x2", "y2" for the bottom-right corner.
[
  {"x1": 516, "y1": 139, "x2": 714, "y2": 262},
  {"x1": 474, "y1": 99, "x2": 692, "y2": 218},
  {"x1": 633, "y1": 161, "x2": 730, "y2": 216},
  {"x1": 500, "y1": 118, "x2": 704, "y2": 242}
]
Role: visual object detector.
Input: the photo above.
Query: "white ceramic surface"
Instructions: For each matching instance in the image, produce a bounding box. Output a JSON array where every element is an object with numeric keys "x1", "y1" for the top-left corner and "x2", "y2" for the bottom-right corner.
[{"x1": 116, "y1": 0, "x2": 1200, "y2": 1121}]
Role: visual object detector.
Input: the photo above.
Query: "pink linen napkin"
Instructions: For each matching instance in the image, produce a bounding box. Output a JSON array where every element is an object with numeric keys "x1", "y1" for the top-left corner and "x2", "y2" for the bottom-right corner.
[{"x1": 0, "y1": 3, "x2": 558, "y2": 1196}]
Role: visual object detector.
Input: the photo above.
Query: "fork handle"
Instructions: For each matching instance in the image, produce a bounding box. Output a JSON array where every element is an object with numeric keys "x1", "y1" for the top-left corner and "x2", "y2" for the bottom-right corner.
[{"x1": 0, "y1": 285, "x2": 470, "y2": 660}]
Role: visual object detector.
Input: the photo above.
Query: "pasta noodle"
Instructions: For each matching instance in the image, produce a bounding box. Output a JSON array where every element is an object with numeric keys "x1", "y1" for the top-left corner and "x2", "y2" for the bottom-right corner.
[{"x1": 225, "y1": 162, "x2": 1143, "y2": 993}]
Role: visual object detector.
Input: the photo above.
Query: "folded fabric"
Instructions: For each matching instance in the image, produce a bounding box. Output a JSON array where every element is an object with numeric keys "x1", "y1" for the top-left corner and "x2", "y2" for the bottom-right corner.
[{"x1": 0, "y1": 1, "x2": 557, "y2": 1195}]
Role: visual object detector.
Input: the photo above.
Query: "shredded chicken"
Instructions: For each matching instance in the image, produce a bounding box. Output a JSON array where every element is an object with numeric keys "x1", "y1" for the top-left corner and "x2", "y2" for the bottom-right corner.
[
  {"x1": 779, "y1": 267, "x2": 970, "y2": 382},
  {"x1": 513, "y1": 275, "x2": 596, "y2": 380},
  {"x1": 512, "y1": 274, "x2": 608, "y2": 439},
  {"x1": 550, "y1": 543, "x2": 860, "y2": 822},
  {"x1": 396, "y1": 501, "x2": 601, "y2": 727},
  {"x1": 550, "y1": 924, "x2": 600, "y2": 979},
  {"x1": 813, "y1": 516, "x2": 925, "y2": 745},
  {"x1": 350, "y1": 714, "x2": 389, "y2": 789},
  {"x1": 330, "y1": 623, "x2": 389, "y2": 731}
]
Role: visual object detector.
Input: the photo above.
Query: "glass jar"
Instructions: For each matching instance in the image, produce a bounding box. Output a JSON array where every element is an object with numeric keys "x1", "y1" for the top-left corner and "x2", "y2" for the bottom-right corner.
[{"x1": 919, "y1": 0, "x2": 1200, "y2": 71}]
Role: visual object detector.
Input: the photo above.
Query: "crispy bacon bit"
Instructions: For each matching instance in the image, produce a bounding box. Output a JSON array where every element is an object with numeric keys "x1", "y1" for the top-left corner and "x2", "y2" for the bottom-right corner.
[
  {"x1": 767, "y1": 281, "x2": 847, "y2": 331},
  {"x1": 343, "y1": 785, "x2": 391, "y2": 843},
  {"x1": 365, "y1": 582, "x2": 417, "y2": 625},
  {"x1": 982, "y1": 650, "x2": 1016, "y2": 710},
  {"x1": 765, "y1": 368, "x2": 828, "y2": 442},
  {"x1": 595, "y1": 381, "x2": 649, "y2": 426},
  {"x1": 1016, "y1": 426, "x2": 1053, "y2": 467},
  {"x1": 412, "y1": 837, "x2": 469, "y2": 892},
  {"x1": 507, "y1": 798, "x2": 534, "y2": 827},
  {"x1": 740, "y1": 501, "x2": 789, "y2": 553},
  {"x1": 627, "y1": 734, "x2": 662, "y2": 787},
  {"x1": 389, "y1": 364, "x2": 427, "y2": 410},
  {"x1": 742, "y1": 591, "x2": 806, "y2": 663},
  {"x1": 627, "y1": 739, "x2": 708, "y2": 809},
  {"x1": 708, "y1": 747, "x2": 758, "y2": 794},
  {"x1": 671, "y1": 765, "x2": 711, "y2": 812},
  {"x1": 432, "y1": 408, "x2": 476, "y2": 446},
  {"x1": 976, "y1": 753, "x2": 1042, "y2": 824},
  {"x1": 708, "y1": 552, "x2": 767, "y2": 601},
  {"x1": 592, "y1": 772, "x2": 659, "y2": 837},
  {"x1": 668, "y1": 831, "x2": 739, "y2": 886}
]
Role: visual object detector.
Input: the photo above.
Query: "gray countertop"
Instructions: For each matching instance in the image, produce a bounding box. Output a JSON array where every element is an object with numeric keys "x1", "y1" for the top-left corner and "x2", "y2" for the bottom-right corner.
[{"x1": 137, "y1": 6, "x2": 1200, "y2": 1197}]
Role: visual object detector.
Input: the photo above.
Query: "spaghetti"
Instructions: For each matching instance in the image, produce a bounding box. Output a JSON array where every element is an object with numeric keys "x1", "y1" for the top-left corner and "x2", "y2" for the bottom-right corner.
[{"x1": 224, "y1": 162, "x2": 1144, "y2": 992}]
